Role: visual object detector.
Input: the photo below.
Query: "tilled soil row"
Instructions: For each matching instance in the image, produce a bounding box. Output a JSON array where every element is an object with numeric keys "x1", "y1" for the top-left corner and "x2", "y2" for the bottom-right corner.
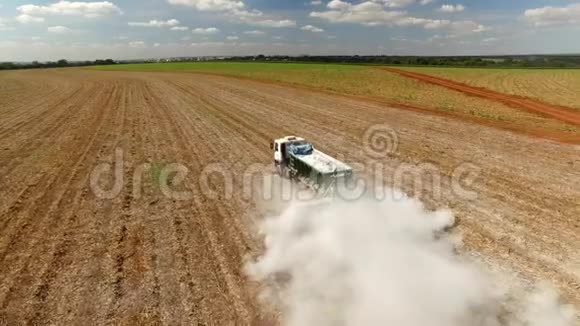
[{"x1": 0, "y1": 69, "x2": 578, "y2": 325}]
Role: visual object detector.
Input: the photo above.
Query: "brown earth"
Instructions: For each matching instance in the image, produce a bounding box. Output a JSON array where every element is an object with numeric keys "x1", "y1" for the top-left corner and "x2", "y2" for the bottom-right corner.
[
  {"x1": 0, "y1": 69, "x2": 579, "y2": 325},
  {"x1": 167, "y1": 70, "x2": 580, "y2": 145},
  {"x1": 383, "y1": 67, "x2": 580, "y2": 127}
]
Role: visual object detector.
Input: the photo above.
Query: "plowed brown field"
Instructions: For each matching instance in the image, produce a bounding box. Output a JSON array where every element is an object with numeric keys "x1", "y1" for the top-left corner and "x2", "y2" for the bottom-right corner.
[{"x1": 0, "y1": 69, "x2": 579, "y2": 325}]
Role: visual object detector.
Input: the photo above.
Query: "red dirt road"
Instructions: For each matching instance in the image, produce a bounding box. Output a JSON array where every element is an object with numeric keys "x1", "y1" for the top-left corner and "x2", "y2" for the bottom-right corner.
[
  {"x1": 383, "y1": 67, "x2": 580, "y2": 127},
  {"x1": 0, "y1": 69, "x2": 579, "y2": 324}
]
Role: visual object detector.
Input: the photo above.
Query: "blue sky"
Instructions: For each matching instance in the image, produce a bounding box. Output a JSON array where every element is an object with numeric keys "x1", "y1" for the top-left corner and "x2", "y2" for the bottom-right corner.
[{"x1": 0, "y1": 0, "x2": 580, "y2": 61}]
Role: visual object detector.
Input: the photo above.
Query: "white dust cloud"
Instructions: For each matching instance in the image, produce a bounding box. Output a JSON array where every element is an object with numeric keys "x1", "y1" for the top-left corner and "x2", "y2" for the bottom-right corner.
[{"x1": 246, "y1": 193, "x2": 576, "y2": 326}]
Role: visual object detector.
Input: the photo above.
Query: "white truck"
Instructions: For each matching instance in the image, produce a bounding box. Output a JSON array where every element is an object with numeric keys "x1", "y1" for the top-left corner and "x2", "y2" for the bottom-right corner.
[{"x1": 271, "y1": 136, "x2": 353, "y2": 194}]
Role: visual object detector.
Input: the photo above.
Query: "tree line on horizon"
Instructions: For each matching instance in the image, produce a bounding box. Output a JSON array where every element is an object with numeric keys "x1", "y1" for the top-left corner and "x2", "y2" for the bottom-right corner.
[
  {"x1": 228, "y1": 54, "x2": 580, "y2": 68},
  {"x1": 2, "y1": 55, "x2": 580, "y2": 70},
  {"x1": 0, "y1": 59, "x2": 117, "y2": 70}
]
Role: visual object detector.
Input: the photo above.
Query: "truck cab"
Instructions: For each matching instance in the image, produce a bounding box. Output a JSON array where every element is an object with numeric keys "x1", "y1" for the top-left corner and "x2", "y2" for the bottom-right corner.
[{"x1": 271, "y1": 136, "x2": 305, "y2": 176}]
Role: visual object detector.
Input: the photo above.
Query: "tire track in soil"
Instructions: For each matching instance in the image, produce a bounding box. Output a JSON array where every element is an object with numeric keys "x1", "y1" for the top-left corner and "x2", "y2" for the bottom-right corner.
[
  {"x1": 0, "y1": 83, "x2": 114, "y2": 267},
  {"x1": 157, "y1": 81, "x2": 257, "y2": 257},
  {"x1": 143, "y1": 95, "x2": 210, "y2": 324},
  {"x1": 102, "y1": 81, "x2": 163, "y2": 325},
  {"x1": 49, "y1": 82, "x2": 135, "y2": 325},
  {"x1": 142, "y1": 79, "x2": 261, "y2": 324},
  {"x1": 29, "y1": 83, "x2": 127, "y2": 325},
  {"x1": 134, "y1": 82, "x2": 193, "y2": 325},
  {"x1": 0, "y1": 81, "x2": 109, "y2": 221},
  {"x1": 141, "y1": 82, "x2": 241, "y2": 323},
  {"x1": 164, "y1": 79, "x2": 274, "y2": 249},
  {"x1": 0, "y1": 85, "x2": 91, "y2": 174},
  {"x1": 156, "y1": 81, "x2": 246, "y2": 323},
  {"x1": 0, "y1": 74, "x2": 69, "y2": 132},
  {"x1": 0, "y1": 76, "x2": 84, "y2": 142},
  {"x1": 382, "y1": 67, "x2": 580, "y2": 127},
  {"x1": 0, "y1": 82, "x2": 120, "y2": 323},
  {"x1": 65, "y1": 80, "x2": 139, "y2": 325}
]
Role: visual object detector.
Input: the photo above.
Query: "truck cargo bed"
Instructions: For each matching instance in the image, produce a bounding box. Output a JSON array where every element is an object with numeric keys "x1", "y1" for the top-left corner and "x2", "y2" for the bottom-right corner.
[{"x1": 292, "y1": 149, "x2": 352, "y2": 175}]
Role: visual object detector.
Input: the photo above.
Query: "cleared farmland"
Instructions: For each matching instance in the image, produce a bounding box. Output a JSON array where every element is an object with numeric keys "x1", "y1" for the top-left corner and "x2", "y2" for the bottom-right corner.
[
  {"x1": 399, "y1": 66, "x2": 580, "y2": 110},
  {"x1": 0, "y1": 69, "x2": 579, "y2": 324},
  {"x1": 92, "y1": 63, "x2": 580, "y2": 140}
]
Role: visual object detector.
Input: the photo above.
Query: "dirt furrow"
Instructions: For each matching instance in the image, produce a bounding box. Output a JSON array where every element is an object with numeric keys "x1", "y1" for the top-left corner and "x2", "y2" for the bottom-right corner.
[
  {"x1": 143, "y1": 80, "x2": 257, "y2": 324},
  {"x1": 0, "y1": 82, "x2": 109, "y2": 211},
  {"x1": 0, "y1": 82, "x2": 120, "y2": 323},
  {"x1": 1, "y1": 69, "x2": 578, "y2": 324},
  {"x1": 383, "y1": 67, "x2": 580, "y2": 126}
]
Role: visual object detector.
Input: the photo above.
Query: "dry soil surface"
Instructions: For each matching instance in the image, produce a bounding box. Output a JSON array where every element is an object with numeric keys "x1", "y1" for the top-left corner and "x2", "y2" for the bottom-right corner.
[{"x1": 0, "y1": 69, "x2": 579, "y2": 325}]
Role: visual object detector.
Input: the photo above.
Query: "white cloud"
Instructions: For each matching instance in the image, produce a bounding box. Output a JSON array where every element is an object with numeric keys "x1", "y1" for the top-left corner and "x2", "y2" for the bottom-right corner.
[
  {"x1": 311, "y1": 1, "x2": 407, "y2": 26},
  {"x1": 420, "y1": 0, "x2": 434, "y2": 5},
  {"x1": 247, "y1": 18, "x2": 296, "y2": 27},
  {"x1": 311, "y1": 2, "x2": 487, "y2": 35},
  {"x1": 230, "y1": 9, "x2": 297, "y2": 27},
  {"x1": 154, "y1": 43, "x2": 161, "y2": 47},
  {"x1": 428, "y1": 33, "x2": 457, "y2": 42},
  {"x1": 472, "y1": 24, "x2": 489, "y2": 32},
  {"x1": 524, "y1": 4, "x2": 580, "y2": 27},
  {"x1": 439, "y1": 4, "x2": 465, "y2": 13},
  {"x1": 243, "y1": 30, "x2": 265, "y2": 35},
  {"x1": 16, "y1": 14, "x2": 45, "y2": 24},
  {"x1": 192, "y1": 27, "x2": 220, "y2": 34},
  {"x1": 381, "y1": 0, "x2": 417, "y2": 8},
  {"x1": 128, "y1": 19, "x2": 180, "y2": 27},
  {"x1": 47, "y1": 25, "x2": 71, "y2": 33},
  {"x1": 311, "y1": 0, "x2": 485, "y2": 34},
  {"x1": 128, "y1": 41, "x2": 146, "y2": 48},
  {"x1": 17, "y1": 1, "x2": 123, "y2": 18},
  {"x1": 167, "y1": 0, "x2": 244, "y2": 11},
  {"x1": 0, "y1": 19, "x2": 16, "y2": 31},
  {"x1": 423, "y1": 19, "x2": 488, "y2": 33},
  {"x1": 226, "y1": 35, "x2": 240, "y2": 40},
  {"x1": 168, "y1": 0, "x2": 295, "y2": 28},
  {"x1": 482, "y1": 37, "x2": 499, "y2": 43},
  {"x1": 0, "y1": 27, "x2": 16, "y2": 31},
  {"x1": 190, "y1": 41, "x2": 225, "y2": 46},
  {"x1": 422, "y1": 19, "x2": 449, "y2": 29},
  {"x1": 310, "y1": 0, "x2": 323, "y2": 5},
  {"x1": 171, "y1": 26, "x2": 189, "y2": 31},
  {"x1": 301, "y1": 24, "x2": 325, "y2": 32}
]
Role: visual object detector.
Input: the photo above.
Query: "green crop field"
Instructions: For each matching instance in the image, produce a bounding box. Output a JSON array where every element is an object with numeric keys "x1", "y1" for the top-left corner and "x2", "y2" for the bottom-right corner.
[{"x1": 91, "y1": 62, "x2": 580, "y2": 135}]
